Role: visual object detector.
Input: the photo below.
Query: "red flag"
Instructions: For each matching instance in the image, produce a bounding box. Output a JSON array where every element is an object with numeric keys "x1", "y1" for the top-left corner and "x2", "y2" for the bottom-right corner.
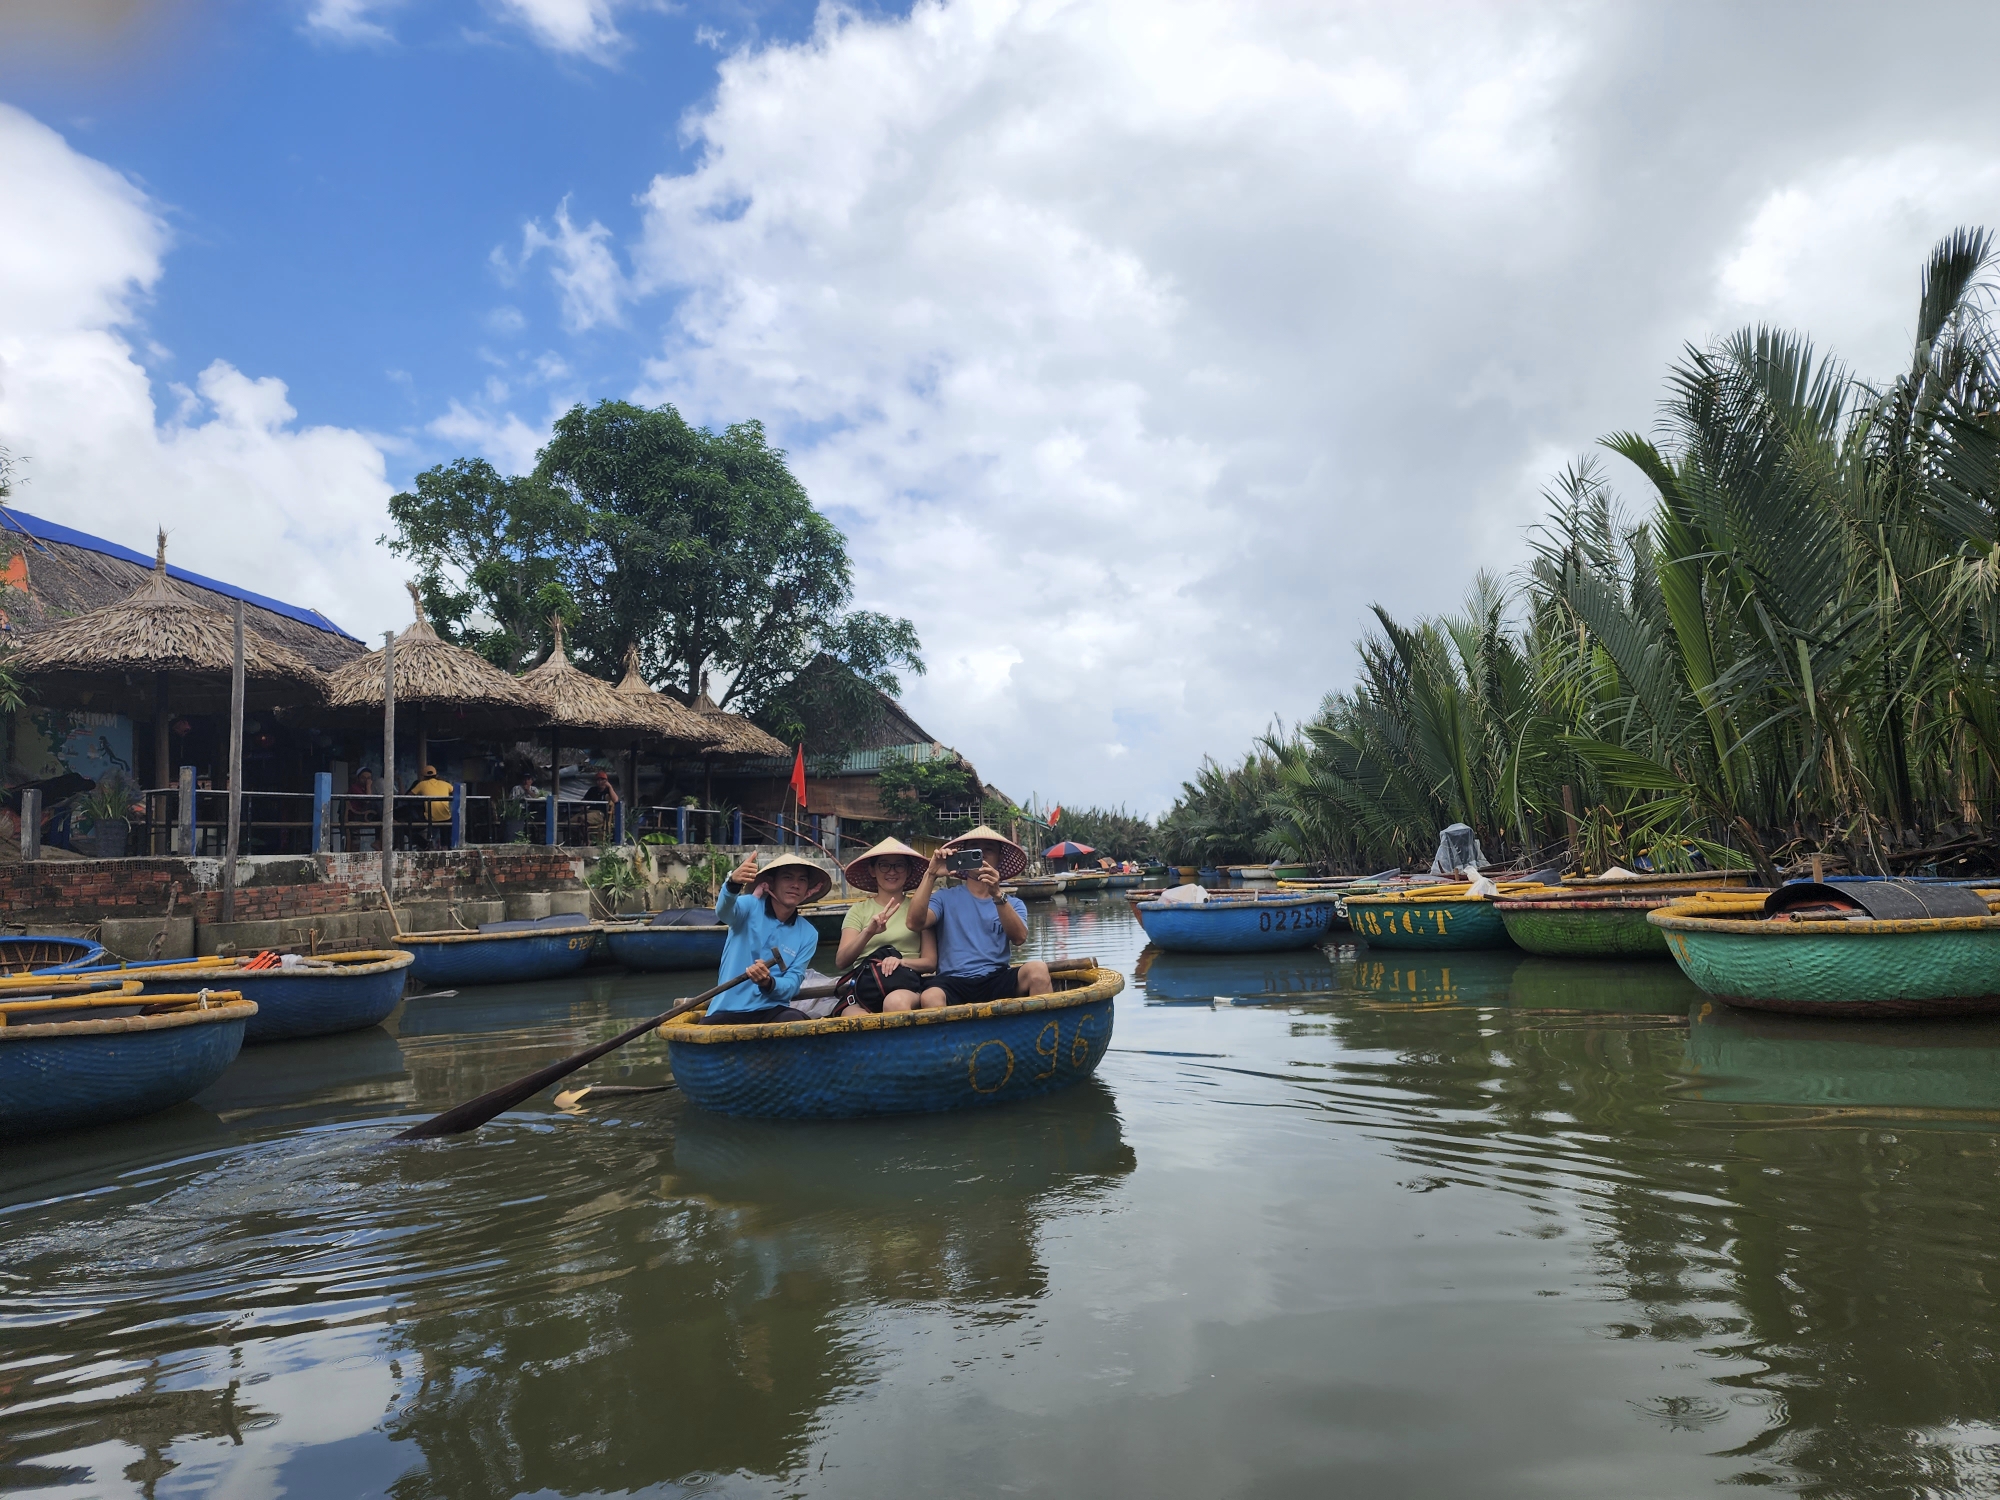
[
  {"x1": 790, "y1": 744, "x2": 807, "y2": 808},
  {"x1": 1049, "y1": 804, "x2": 1061, "y2": 827}
]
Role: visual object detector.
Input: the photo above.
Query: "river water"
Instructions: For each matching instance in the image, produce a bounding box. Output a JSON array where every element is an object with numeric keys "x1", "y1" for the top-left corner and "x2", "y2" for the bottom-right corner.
[{"x1": 6, "y1": 894, "x2": 2000, "y2": 1498}]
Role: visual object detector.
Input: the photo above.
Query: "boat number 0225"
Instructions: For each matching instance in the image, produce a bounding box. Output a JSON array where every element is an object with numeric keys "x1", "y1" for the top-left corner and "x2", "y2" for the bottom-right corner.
[{"x1": 1258, "y1": 907, "x2": 1325, "y2": 932}]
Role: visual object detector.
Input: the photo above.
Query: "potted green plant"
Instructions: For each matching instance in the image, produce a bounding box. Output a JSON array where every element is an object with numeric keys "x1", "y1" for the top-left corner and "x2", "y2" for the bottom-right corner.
[{"x1": 76, "y1": 772, "x2": 136, "y2": 858}]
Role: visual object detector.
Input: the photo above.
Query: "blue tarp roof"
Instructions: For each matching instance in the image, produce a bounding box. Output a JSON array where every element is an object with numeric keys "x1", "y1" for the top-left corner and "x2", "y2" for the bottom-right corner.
[{"x1": 0, "y1": 506, "x2": 358, "y2": 641}]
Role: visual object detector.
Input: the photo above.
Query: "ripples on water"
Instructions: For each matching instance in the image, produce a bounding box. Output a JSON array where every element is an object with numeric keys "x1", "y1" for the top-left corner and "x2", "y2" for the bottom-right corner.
[{"x1": 6, "y1": 896, "x2": 2000, "y2": 1497}]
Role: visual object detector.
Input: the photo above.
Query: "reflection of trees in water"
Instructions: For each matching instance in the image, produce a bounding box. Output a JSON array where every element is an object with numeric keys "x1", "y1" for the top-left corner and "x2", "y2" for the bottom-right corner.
[
  {"x1": 0, "y1": 1362, "x2": 265, "y2": 1499},
  {"x1": 383, "y1": 1084, "x2": 1133, "y2": 1497},
  {"x1": 1300, "y1": 975, "x2": 2000, "y2": 1494}
]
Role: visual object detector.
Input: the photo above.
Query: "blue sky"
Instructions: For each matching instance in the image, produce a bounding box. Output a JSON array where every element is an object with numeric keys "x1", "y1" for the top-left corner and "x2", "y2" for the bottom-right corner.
[
  {"x1": 6, "y1": 2, "x2": 2000, "y2": 814},
  {"x1": 2, "y1": 0, "x2": 836, "y2": 462}
]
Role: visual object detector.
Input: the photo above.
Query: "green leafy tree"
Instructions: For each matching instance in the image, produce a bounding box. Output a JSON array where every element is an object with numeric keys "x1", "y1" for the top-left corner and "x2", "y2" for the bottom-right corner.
[
  {"x1": 875, "y1": 752, "x2": 979, "y2": 836},
  {"x1": 385, "y1": 402, "x2": 922, "y2": 717}
]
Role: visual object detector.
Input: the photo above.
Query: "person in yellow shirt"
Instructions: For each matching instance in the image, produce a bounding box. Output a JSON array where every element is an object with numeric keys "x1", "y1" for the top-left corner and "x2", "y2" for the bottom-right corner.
[
  {"x1": 407, "y1": 764, "x2": 453, "y2": 848},
  {"x1": 836, "y1": 836, "x2": 936, "y2": 1014}
]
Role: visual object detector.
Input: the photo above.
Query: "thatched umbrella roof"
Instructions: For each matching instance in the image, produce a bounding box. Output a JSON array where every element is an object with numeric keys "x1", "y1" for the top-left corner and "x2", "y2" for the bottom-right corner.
[
  {"x1": 11, "y1": 531, "x2": 327, "y2": 714},
  {"x1": 324, "y1": 584, "x2": 545, "y2": 733},
  {"x1": 612, "y1": 645, "x2": 727, "y2": 750},
  {"x1": 519, "y1": 618, "x2": 658, "y2": 735},
  {"x1": 690, "y1": 684, "x2": 789, "y2": 758}
]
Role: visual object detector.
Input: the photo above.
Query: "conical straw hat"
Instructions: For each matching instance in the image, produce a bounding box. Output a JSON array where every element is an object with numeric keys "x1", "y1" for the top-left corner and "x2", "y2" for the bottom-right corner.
[
  {"x1": 844, "y1": 836, "x2": 927, "y2": 893},
  {"x1": 747, "y1": 851, "x2": 834, "y2": 906},
  {"x1": 941, "y1": 824, "x2": 1027, "y2": 882}
]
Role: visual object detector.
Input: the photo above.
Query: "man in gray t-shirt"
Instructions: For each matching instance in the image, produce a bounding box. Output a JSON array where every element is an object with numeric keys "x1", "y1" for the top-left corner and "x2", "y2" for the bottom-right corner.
[{"x1": 907, "y1": 837, "x2": 1053, "y2": 1007}]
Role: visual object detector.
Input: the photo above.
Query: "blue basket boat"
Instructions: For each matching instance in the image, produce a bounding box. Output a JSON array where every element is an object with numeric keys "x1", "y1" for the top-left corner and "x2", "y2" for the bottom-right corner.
[
  {"x1": 5, "y1": 934, "x2": 107, "y2": 974},
  {"x1": 603, "y1": 920, "x2": 730, "y2": 973},
  {"x1": 1136, "y1": 893, "x2": 1340, "y2": 953},
  {"x1": 0, "y1": 988, "x2": 256, "y2": 1139},
  {"x1": 121, "y1": 951, "x2": 413, "y2": 1042},
  {"x1": 398, "y1": 920, "x2": 600, "y2": 988},
  {"x1": 659, "y1": 967, "x2": 1124, "y2": 1119}
]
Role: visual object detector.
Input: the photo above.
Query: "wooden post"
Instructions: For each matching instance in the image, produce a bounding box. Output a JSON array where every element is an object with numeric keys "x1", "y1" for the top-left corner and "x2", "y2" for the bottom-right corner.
[
  {"x1": 152, "y1": 671, "x2": 171, "y2": 852},
  {"x1": 222, "y1": 599, "x2": 246, "y2": 923},
  {"x1": 179, "y1": 764, "x2": 197, "y2": 855},
  {"x1": 450, "y1": 782, "x2": 465, "y2": 849},
  {"x1": 381, "y1": 630, "x2": 396, "y2": 882},
  {"x1": 19, "y1": 788, "x2": 40, "y2": 862},
  {"x1": 1560, "y1": 785, "x2": 1580, "y2": 865},
  {"x1": 414, "y1": 709, "x2": 427, "y2": 788},
  {"x1": 311, "y1": 770, "x2": 332, "y2": 854}
]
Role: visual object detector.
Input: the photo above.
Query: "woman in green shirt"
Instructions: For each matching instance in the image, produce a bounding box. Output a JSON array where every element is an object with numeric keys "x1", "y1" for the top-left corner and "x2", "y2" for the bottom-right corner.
[{"x1": 837, "y1": 837, "x2": 937, "y2": 1013}]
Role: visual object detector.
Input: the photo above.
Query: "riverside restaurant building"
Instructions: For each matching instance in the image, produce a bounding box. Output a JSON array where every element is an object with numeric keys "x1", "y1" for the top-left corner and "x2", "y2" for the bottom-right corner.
[{"x1": 0, "y1": 510, "x2": 977, "y2": 862}]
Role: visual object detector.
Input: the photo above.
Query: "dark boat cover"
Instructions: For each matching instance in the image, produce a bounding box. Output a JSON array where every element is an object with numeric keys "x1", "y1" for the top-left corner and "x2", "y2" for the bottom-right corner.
[{"x1": 1765, "y1": 880, "x2": 1991, "y2": 921}]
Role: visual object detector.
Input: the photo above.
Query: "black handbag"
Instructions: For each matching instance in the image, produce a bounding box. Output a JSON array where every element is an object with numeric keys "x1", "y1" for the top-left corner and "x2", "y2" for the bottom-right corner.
[{"x1": 840, "y1": 945, "x2": 921, "y2": 1012}]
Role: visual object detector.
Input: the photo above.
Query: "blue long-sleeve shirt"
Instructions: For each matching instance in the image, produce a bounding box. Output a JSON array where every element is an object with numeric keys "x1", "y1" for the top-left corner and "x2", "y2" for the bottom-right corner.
[{"x1": 708, "y1": 885, "x2": 820, "y2": 1015}]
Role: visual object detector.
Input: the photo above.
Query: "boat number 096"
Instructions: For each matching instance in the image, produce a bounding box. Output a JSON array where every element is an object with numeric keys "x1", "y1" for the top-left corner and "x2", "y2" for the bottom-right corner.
[{"x1": 1258, "y1": 908, "x2": 1324, "y2": 932}]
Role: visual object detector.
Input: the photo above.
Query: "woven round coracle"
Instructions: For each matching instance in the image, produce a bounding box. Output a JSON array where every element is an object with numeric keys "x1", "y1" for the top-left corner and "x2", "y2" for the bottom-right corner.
[
  {"x1": 941, "y1": 825, "x2": 1028, "y2": 883},
  {"x1": 845, "y1": 836, "x2": 927, "y2": 893}
]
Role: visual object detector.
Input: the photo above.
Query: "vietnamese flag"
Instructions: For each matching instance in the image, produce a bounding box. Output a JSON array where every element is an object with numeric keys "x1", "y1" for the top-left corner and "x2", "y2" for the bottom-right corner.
[
  {"x1": 1050, "y1": 804, "x2": 1061, "y2": 827},
  {"x1": 790, "y1": 744, "x2": 807, "y2": 808}
]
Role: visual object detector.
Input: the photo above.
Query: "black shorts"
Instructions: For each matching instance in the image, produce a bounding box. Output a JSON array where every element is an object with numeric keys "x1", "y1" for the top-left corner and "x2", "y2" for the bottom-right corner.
[
  {"x1": 700, "y1": 1004, "x2": 811, "y2": 1025},
  {"x1": 933, "y1": 967, "x2": 1022, "y2": 1006}
]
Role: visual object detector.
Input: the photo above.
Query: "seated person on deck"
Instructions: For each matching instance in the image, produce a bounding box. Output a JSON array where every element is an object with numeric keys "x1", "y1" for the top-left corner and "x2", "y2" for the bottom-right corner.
[
  {"x1": 907, "y1": 826, "x2": 1053, "y2": 1008},
  {"x1": 701, "y1": 851, "x2": 828, "y2": 1025},
  {"x1": 835, "y1": 837, "x2": 938, "y2": 1015}
]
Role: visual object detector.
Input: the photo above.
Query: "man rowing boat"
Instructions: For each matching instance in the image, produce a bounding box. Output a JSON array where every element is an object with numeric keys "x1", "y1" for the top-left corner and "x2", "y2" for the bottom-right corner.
[{"x1": 702, "y1": 850, "x2": 828, "y2": 1024}]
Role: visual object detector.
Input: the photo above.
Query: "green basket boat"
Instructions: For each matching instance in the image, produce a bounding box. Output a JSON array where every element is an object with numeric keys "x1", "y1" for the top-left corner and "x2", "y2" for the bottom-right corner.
[
  {"x1": 1493, "y1": 892, "x2": 1677, "y2": 958},
  {"x1": 1268, "y1": 863, "x2": 1312, "y2": 881},
  {"x1": 1651, "y1": 890, "x2": 2000, "y2": 1018},
  {"x1": 1343, "y1": 892, "x2": 1517, "y2": 951}
]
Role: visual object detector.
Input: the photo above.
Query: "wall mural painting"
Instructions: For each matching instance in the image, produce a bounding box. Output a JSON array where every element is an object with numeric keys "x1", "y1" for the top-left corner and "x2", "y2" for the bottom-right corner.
[{"x1": 12, "y1": 707, "x2": 135, "y2": 787}]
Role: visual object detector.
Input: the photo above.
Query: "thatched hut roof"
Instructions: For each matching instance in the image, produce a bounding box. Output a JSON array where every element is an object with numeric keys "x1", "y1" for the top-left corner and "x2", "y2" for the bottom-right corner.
[
  {"x1": 325, "y1": 585, "x2": 544, "y2": 730},
  {"x1": 1, "y1": 508, "x2": 361, "y2": 671},
  {"x1": 689, "y1": 686, "x2": 789, "y2": 758},
  {"x1": 519, "y1": 619, "x2": 661, "y2": 735},
  {"x1": 11, "y1": 532, "x2": 328, "y2": 712},
  {"x1": 612, "y1": 645, "x2": 728, "y2": 749}
]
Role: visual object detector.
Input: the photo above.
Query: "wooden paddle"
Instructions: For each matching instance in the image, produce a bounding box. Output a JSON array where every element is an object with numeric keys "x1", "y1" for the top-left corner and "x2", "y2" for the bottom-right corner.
[{"x1": 395, "y1": 947, "x2": 789, "y2": 1141}]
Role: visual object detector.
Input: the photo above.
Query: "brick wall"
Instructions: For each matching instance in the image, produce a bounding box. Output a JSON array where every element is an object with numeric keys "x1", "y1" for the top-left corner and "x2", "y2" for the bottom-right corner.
[{"x1": 0, "y1": 845, "x2": 588, "y2": 926}]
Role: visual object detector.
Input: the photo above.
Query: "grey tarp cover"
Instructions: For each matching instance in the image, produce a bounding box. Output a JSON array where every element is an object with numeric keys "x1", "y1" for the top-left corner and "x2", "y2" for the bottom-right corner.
[{"x1": 1429, "y1": 824, "x2": 1486, "y2": 876}]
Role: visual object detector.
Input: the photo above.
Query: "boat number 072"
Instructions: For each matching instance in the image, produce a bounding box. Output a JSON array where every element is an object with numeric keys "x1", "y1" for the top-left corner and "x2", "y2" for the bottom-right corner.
[{"x1": 1258, "y1": 907, "x2": 1324, "y2": 932}]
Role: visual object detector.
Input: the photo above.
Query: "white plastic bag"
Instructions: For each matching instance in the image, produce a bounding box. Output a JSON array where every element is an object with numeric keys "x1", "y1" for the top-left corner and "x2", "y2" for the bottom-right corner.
[
  {"x1": 1461, "y1": 865, "x2": 1499, "y2": 899},
  {"x1": 1159, "y1": 883, "x2": 1209, "y2": 905}
]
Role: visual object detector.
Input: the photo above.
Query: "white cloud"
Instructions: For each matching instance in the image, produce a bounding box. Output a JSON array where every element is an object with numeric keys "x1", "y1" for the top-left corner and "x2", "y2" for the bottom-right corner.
[
  {"x1": 493, "y1": 0, "x2": 630, "y2": 61},
  {"x1": 1714, "y1": 148, "x2": 2000, "y2": 381},
  {"x1": 521, "y1": 197, "x2": 628, "y2": 331},
  {"x1": 0, "y1": 104, "x2": 407, "y2": 643},
  {"x1": 428, "y1": 399, "x2": 547, "y2": 474},
  {"x1": 304, "y1": 0, "x2": 401, "y2": 44},
  {"x1": 602, "y1": 0, "x2": 2000, "y2": 813}
]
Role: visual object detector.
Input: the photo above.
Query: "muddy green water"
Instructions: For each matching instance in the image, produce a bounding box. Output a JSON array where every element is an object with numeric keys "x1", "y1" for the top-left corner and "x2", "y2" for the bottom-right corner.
[{"x1": 6, "y1": 896, "x2": 2000, "y2": 1498}]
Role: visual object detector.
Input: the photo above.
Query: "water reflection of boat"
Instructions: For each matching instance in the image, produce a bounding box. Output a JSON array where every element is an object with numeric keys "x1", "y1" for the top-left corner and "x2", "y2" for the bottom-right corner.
[
  {"x1": 195, "y1": 1022, "x2": 408, "y2": 1121},
  {"x1": 661, "y1": 968, "x2": 1123, "y2": 1118},
  {"x1": 1142, "y1": 949, "x2": 1339, "y2": 1005},
  {"x1": 1685, "y1": 1001, "x2": 2000, "y2": 1112},
  {"x1": 384, "y1": 1085, "x2": 1134, "y2": 1498},
  {"x1": 1337, "y1": 951, "x2": 1522, "y2": 1008},
  {"x1": 1506, "y1": 957, "x2": 1699, "y2": 1015}
]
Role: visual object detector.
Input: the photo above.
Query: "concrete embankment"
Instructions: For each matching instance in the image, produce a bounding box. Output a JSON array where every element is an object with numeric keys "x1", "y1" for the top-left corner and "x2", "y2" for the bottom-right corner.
[{"x1": 0, "y1": 844, "x2": 843, "y2": 960}]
